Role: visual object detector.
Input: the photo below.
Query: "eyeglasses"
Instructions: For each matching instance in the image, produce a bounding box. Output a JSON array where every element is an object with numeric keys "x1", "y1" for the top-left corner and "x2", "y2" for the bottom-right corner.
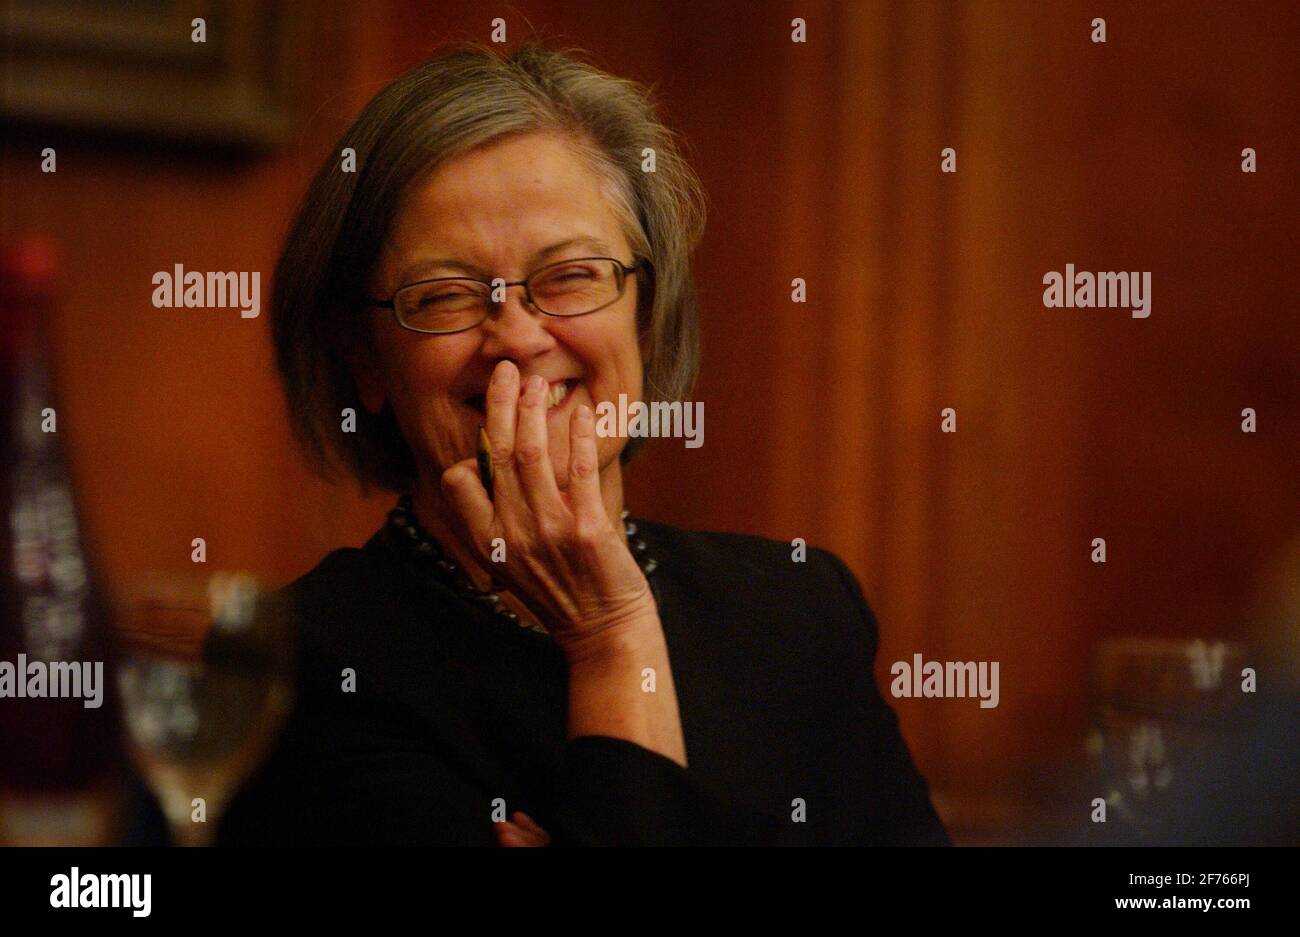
[{"x1": 369, "y1": 256, "x2": 644, "y2": 335}]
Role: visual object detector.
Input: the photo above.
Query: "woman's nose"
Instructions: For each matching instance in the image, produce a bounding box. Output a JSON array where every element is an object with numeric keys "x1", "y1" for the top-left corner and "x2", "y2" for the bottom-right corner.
[{"x1": 478, "y1": 287, "x2": 557, "y2": 359}]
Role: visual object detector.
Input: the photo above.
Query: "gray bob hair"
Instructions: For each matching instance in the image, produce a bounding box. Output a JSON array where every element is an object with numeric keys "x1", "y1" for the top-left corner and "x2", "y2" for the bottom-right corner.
[{"x1": 270, "y1": 42, "x2": 707, "y2": 492}]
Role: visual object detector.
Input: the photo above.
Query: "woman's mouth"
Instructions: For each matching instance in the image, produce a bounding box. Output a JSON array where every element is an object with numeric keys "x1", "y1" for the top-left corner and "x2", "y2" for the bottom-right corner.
[
  {"x1": 464, "y1": 378, "x2": 578, "y2": 416},
  {"x1": 544, "y1": 378, "x2": 576, "y2": 412}
]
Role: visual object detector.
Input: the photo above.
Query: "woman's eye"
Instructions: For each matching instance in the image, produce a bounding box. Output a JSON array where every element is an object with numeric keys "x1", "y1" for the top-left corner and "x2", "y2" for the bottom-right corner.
[
  {"x1": 540, "y1": 266, "x2": 598, "y2": 287},
  {"x1": 415, "y1": 286, "x2": 479, "y2": 308}
]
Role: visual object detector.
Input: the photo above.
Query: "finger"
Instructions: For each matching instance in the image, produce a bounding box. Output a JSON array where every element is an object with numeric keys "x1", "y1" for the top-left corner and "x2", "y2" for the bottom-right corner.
[
  {"x1": 495, "y1": 822, "x2": 527, "y2": 847},
  {"x1": 514, "y1": 374, "x2": 564, "y2": 520},
  {"x1": 514, "y1": 818, "x2": 551, "y2": 846},
  {"x1": 496, "y1": 818, "x2": 546, "y2": 847},
  {"x1": 441, "y1": 458, "x2": 494, "y2": 550},
  {"x1": 483, "y1": 359, "x2": 521, "y2": 502},
  {"x1": 511, "y1": 811, "x2": 548, "y2": 837},
  {"x1": 568, "y1": 404, "x2": 606, "y2": 530}
]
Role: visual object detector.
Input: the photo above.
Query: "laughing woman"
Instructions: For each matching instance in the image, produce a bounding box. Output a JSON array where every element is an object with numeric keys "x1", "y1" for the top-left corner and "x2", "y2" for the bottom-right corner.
[{"x1": 217, "y1": 43, "x2": 950, "y2": 847}]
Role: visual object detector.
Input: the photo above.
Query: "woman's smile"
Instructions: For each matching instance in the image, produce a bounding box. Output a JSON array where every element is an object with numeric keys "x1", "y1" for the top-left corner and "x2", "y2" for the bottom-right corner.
[{"x1": 464, "y1": 376, "x2": 580, "y2": 417}]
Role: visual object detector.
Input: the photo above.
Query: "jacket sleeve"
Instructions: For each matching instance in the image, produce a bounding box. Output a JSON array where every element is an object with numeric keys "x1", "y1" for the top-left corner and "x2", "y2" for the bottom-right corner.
[
  {"x1": 551, "y1": 735, "x2": 783, "y2": 846},
  {"x1": 820, "y1": 549, "x2": 953, "y2": 846}
]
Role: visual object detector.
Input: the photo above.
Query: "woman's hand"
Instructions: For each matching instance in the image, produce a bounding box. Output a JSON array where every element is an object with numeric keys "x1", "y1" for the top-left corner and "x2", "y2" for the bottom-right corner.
[
  {"x1": 495, "y1": 811, "x2": 551, "y2": 847},
  {"x1": 442, "y1": 360, "x2": 688, "y2": 766},
  {"x1": 440, "y1": 360, "x2": 657, "y2": 659}
]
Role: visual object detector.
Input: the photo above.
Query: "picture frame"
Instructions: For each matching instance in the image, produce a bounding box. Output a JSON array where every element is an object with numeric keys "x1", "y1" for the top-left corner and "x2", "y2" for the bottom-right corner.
[{"x1": 1, "y1": 0, "x2": 300, "y2": 152}]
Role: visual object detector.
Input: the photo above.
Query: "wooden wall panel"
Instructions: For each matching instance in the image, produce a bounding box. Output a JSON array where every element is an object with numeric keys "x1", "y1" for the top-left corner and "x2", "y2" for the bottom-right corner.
[{"x1": 761, "y1": 0, "x2": 1297, "y2": 838}]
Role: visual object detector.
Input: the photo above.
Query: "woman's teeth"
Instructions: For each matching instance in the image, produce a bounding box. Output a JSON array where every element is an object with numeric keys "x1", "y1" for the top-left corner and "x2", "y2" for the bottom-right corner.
[
  {"x1": 546, "y1": 380, "x2": 571, "y2": 409},
  {"x1": 464, "y1": 381, "x2": 572, "y2": 412}
]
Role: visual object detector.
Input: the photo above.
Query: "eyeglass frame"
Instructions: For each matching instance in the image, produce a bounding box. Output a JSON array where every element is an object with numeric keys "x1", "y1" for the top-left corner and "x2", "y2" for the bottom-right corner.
[{"x1": 367, "y1": 255, "x2": 646, "y2": 335}]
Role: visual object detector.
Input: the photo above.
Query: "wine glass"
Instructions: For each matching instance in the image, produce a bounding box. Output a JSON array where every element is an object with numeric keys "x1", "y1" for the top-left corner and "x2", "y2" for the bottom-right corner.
[
  {"x1": 1089, "y1": 637, "x2": 1249, "y2": 843},
  {"x1": 111, "y1": 571, "x2": 294, "y2": 846}
]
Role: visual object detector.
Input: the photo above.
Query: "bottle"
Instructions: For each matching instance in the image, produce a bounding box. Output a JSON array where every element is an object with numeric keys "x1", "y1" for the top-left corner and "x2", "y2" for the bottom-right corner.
[{"x1": 0, "y1": 236, "x2": 124, "y2": 844}]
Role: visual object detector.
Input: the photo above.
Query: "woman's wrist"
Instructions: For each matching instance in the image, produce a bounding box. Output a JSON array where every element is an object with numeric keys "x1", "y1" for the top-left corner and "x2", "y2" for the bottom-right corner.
[
  {"x1": 562, "y1": 609, "x2": 687, "y2": 767},
  {"x1": 554, "y1": 601, "x2": 664, "y2": 669}
]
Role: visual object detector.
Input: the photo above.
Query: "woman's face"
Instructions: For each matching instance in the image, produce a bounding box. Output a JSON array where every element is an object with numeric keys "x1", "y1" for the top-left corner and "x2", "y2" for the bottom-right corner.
[{"x1": 359, "y1": 130, "x2": 644, "y2": 494}]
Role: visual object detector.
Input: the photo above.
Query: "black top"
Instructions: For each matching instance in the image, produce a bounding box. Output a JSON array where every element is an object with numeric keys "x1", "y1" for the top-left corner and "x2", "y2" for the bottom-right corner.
[{"x1": 216, "y1": 516, "x2": 951, "y2": 846}]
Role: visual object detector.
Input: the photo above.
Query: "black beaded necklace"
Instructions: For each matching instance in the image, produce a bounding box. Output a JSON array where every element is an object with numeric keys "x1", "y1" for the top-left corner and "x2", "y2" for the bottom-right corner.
[{"x1": 386, "y1": 494, "x2": 658, "y2": 636}]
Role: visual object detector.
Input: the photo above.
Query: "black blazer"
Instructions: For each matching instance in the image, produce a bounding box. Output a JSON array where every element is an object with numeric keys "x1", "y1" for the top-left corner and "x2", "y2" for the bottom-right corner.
[{"x1": 216, "y1": 516, "x2": 951, "y2": 846}]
